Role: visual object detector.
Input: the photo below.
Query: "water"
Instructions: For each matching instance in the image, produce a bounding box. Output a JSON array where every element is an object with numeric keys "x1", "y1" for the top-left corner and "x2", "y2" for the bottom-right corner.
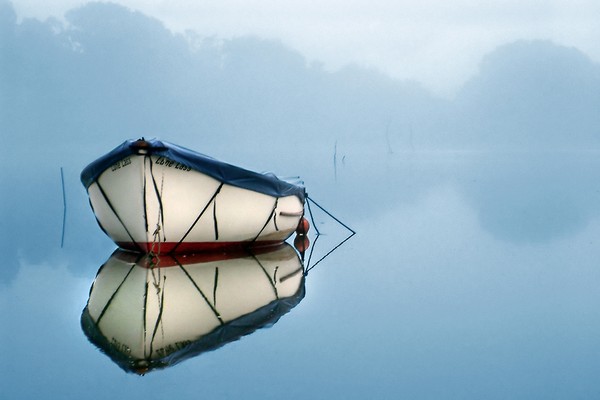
[{"x1": 2, "y1": 150, "x2": 600, "y2": 399}]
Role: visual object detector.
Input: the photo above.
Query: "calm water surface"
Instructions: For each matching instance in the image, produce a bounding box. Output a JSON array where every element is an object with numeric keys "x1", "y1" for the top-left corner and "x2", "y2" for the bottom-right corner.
[{"x1": 2, "y1": 151, "x2": 600, "y2": 399}]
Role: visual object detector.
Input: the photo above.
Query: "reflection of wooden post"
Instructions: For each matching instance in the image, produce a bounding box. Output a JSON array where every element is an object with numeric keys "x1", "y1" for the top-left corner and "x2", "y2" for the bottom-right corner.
[{"x1": 61, "y1": 167, "x2": 66, "y2": 248}]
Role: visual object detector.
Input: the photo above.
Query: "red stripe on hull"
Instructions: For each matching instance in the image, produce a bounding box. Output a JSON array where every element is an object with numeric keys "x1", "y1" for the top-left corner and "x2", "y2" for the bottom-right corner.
[
  {"x1": 112, "y1": 243, "x2": 293, "y2": 267},
  {"x1": 116, "y1": 240, "x2": 285, "y2": 255}
]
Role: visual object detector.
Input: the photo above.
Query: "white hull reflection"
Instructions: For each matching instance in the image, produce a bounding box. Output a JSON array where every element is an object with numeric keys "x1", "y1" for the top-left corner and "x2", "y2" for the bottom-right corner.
[{"x1": 81, "y1": 243, "x2": 305, "y2": 374}]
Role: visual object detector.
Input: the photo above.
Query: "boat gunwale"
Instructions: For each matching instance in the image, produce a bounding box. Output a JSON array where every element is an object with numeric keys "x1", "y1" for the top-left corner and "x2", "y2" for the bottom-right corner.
[{"x1": 81, "y1": 139, "x2": 306, "y2": 202}]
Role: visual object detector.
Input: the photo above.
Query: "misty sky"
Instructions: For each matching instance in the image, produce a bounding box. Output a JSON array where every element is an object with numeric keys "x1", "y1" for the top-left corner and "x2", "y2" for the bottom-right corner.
[
  {"x1": 2, "y1": 0, "x2": 600, "y2": 270},
  {"x1": 9, "y1": 0, "x2": 600, "y2": 96},
  {"x1": 4, "y1": 2, "x2": 600, "y2": 397}
]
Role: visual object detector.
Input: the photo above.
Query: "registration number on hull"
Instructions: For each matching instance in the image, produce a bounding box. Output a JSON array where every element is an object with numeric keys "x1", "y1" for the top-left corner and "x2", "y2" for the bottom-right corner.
[{"x1": 111, "y1": 157, "x2": 131, "y2": 171}]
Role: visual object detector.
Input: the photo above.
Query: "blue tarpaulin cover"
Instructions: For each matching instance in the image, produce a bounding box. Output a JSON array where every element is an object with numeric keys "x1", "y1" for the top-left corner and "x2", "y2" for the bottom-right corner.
[{"x1": 81, "y1": 139, "x2": 305, "y2": 202}]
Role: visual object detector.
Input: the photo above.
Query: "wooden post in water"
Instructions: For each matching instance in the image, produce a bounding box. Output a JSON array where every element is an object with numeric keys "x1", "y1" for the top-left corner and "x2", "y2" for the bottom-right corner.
[{"x1": 61, "y1": 167, "x2": 66, "y2": 248}]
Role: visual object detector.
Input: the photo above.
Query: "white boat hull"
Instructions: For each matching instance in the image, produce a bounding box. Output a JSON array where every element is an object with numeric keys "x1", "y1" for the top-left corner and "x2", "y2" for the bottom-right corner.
[{"x1": 87, "y1": 153, "x2": 304, "y2": 253}]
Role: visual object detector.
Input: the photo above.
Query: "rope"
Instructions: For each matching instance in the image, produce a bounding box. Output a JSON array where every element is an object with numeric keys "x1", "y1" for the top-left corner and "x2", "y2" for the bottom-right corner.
[
  {"x1": 304, "y1": 232, "x2": 354, "y2": 275},
  {"x1": 148, "y1": 164, "x2": 165, "y2": 256},
  {"x1": 171, "y1": 183, "x2": 224, "y2": 254},
  {"x1": 250, "y1": 252, "x2": 279, "y2": 298},
  {"x1": 251, "y1": 197, "x2": 279, "y2": 243},
  {"x1": 142, "y1": 159, "x2": 149, "y2": 233},
  {"x1": 213, "y1": 198, "x2": 219, "y2": 240},
  {"x1": 307, "y1": 196, "x2": 355, "y2": 235},
  {"x1": 95, "y1": 260, "x2": 140, "y2": 325},
  {"x1": 213, "y1": 267, "x2": 219, "y2": 307},
  {"x1": 175, "y1": 259, "x2": 224, "y2": 324},
  {"x1": 305, "y1": 195, "x2": 320, "y2": 236},
  {"x1": 148, "y1": 158, "x2": 166, "y2": 239},
  {"x1": 95, "y1": 181, "x2": 144, "y2": 252},
  {"x1": 148, "y1": 274, "x2": 167, "y2": 358},
  {"x1": 301, "y1": 196, "x2": 356, "y2": 275}
]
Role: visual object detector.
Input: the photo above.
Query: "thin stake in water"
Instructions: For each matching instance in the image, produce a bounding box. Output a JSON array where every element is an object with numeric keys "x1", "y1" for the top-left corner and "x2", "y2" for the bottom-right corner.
[{"x1": 61, "y1": 167, "x2": 67, "y2": 248}]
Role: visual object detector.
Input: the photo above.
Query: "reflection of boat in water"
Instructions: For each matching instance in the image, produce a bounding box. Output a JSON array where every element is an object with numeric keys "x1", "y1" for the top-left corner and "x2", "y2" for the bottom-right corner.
[
  {"x1": 81, "y1": 243, "x2": 305, "y2": 374},
  {"x1": 81, "y1": 139, "x2": 306, "y2": 254}
]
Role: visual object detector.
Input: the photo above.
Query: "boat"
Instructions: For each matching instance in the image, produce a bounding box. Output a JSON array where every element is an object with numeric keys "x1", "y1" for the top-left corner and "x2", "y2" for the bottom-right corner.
[
  {"x1": 81, "y1": 139, "x2": 306, "y2": 254},
  {"x1": 81, "y1": 244, "x2": 305, "y2": 374}
]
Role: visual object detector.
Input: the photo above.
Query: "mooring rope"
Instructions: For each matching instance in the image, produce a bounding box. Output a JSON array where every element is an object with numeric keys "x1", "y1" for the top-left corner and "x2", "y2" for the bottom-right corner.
[{"x1": 301, "y1": 195, "x2": 356, "y2": 275}]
